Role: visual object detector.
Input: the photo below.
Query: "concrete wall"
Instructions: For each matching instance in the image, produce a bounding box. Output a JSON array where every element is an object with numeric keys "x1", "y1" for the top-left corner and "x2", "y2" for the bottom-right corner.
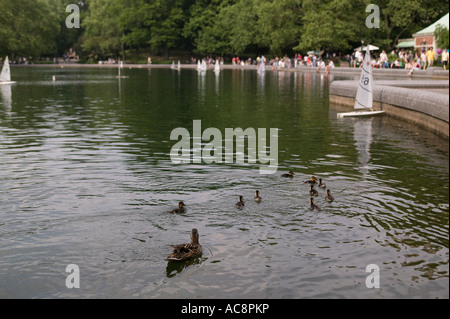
[{"x1": 329, "y1": 80, "x2": 449, "y2": 139}]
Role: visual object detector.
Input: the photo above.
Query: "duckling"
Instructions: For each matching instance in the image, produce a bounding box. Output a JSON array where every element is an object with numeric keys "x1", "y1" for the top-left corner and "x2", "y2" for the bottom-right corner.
[
  {"x1": 254, "y1": 190, "x2": 262, "y2": 202},
  {"x1": 236, "y1": 195, "x2": 245, "y2": 208},
  {"x1": 310, "y1": 198, "x2": 321, "y2": 211},
  {"x1": 169, "y1": 201, "x2": 186, "y2": 214},
  {"x1": 281, "y1": 171, "x2": 295, "y2": 178},
  {"x1": 325, "y1": 189, "x2": 334, "y2": 203},
  {"x1": 318, "y1": 178, "x2": 326, "y2": 188},
  {"x1": 309, "y1": 185, "x2": 318, "y2": 197},
  {"x1": 303, "y1": 176, "x2": 318, "y2": 184},
  {"x1": 167, "y1": 228, "x2": 202, "y2": 262}
]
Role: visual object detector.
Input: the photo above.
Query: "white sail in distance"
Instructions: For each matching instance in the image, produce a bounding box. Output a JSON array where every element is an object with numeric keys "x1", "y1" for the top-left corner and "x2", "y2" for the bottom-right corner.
[
  {"x1": 0, "y1": 56, "x2": 12, "y2": 82},
  {"x1": 214, "y1": 60, "x2": 220, "y2": 72},
  {"x1": 354, "y1": 48, "x2": 373, "y2": 110}
]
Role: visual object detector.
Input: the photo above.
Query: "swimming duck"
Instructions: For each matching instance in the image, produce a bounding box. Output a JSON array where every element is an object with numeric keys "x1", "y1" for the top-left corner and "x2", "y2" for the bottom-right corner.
[
  {"x1": 254, "y1": 190, "x2": 262, "y2": 202},
  {"x1": 169, "y1": 201, "x2": 186, "y2": 214},
  {"x1": 310, "y1": 198, "x2": 321, "y2": 211},
  {"x1": 281, "y1": 171, "x2": 295, "y2": 178},
  {"x1": 325, "y1": 189, "x2": 334, "y2": 203},
  {"x1": 236, "y1": 196, "x2": 245, "y2": 208},
  {"x1": 309, "y1": 185, "x2": 319, "y2": 197},
  {"x1": 303, "y1": 176, "x2": 318, "y2": 184},
  {"x1": 318, "y1": 178, "x2": 326, "y2": 188},
  {"x1": 167, "y1": 228, "x2": 202, "y2": 262}
]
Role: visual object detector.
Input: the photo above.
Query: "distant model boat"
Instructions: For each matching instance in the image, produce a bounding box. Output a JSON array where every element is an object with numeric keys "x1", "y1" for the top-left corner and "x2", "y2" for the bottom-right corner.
[
  {"x1": 116, "y1": 60, "x2": 129, "y2": 79},
  {"x1": 197, "y1": 60, "x2": 202, "y2": 71},
  {"x1": 202, "y1": 60, "x2": 207, "y2": 71},
  {"x1": 171, "y1": 61, "x2": 175, "y2": 69},
  {"x1": 0, "y1": 56, "x2": 16, "y2": 85},
  {"x1": 214, "y1": 60, "x2": 220, "y2": 73},
  {"x1": 337, "y1": 47, "x2": 384, "y2": 118},
  {"x1": 178, "y1": 60, "x2": 181, "y2": 70}
]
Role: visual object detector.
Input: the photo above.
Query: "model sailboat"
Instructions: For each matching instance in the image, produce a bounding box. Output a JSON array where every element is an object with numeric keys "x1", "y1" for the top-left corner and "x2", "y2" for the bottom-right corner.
[
  {"x1": 116, "y1": 60, "x2": 128, "y2": 78},
  {"x1": 0, "y1": 57, "x2": 16, "y2": 85},
  {"x1": 214, "y1": 59, "x2": 220, "y2": 73},
  {"x1": 337, "y1": 48, "x2": 384, "y2": 118}
]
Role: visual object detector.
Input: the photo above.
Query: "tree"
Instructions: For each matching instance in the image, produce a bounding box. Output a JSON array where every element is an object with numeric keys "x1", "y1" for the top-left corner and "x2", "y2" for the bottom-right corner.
[
  {"x1": 255, "y1": 0, "x2": 303, "y2": 56},
  {"x1": 295, "y1": 0, "x2": 367, "y2": 52},
  {"x1": 435, "y1": 24, "x2": 449, "y2": 49},
  {"x1": 183, "y1": 0, "x2": 234, "y2": 56},
  {"x1": 379, "y1": 0, "x2": 449, "y2": 50},
  {"x1": 143, "y1": 0, "x2": 187, "y2": 59},
  {"x1": 82, "y1": 0, "x2": 126, "y2": 60},
  {"x1": 0, "y1": 0, "x2": 61, "y2": 58}
]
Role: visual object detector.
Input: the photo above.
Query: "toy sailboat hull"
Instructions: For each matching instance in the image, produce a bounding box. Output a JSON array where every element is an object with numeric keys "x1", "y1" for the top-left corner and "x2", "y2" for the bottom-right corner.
[{"x1": 337, "y1": 110, "x2": 385, "y2": 118}]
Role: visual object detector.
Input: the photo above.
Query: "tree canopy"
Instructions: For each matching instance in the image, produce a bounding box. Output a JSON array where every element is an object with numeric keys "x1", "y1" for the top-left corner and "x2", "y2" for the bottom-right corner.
[{"x1": 0, "y1": 0, "x2": 448, "y2": 60}]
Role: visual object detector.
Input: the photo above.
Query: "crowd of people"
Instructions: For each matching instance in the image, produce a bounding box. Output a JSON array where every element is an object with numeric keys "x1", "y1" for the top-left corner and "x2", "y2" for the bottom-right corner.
[{"x1": 190, "y1": 46, "x2": 448, "y2": 74}]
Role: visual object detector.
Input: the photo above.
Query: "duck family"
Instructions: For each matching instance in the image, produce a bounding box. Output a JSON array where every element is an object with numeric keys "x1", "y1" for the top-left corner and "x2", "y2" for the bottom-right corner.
[{"x1": 166, "y1": 171, "x2": 335, "y2": 263}]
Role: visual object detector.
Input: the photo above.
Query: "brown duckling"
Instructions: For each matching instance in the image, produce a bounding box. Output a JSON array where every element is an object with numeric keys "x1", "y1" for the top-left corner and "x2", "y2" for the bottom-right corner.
[
  {"x1": 303, "y1": 176, "x2": 318, "y2": 184},
  {"x1": 167, "y1": 228, "x2": 202, "y2": 262},
  {"x1": 325, "y1": 189, "x2": 334, "y2": 203},
  {"x1": 310, "y1": 198, "x2": 321, "y2": 211},
  {"x1": 169, "y1": 201, "x2": 186, "y2": 214},
  {"x1": 309, "y1": 185, "x2": 318, "y2": 197},
  {"x1": 236, "y1": 195, "x2": 245, "y2": 208},
  {"x1": 254, "y1": 190, "x2": 262, "y2": 202},
  {"x1": 281, "y1": 171, "x2": 295, "y2": 178},
  {"x1": 318, "y1": 178, "x2": 326, "y2": 188}
]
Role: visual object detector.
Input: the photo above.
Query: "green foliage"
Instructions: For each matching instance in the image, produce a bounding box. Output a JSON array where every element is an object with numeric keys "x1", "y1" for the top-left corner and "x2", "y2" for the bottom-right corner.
[
  {"x1": 0, "y1": 0, "x2": 61, "y2": 57},
  {"x1": 435, "y1": 24, "x2": 449, "y2": 49}
]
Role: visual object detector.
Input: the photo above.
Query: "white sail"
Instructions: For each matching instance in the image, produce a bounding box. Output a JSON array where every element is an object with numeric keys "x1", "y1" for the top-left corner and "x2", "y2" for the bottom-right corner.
[
  {"x1": 197, "y1": 60, "x2": 202, "y2": 70},
  {"x1": 354, "y1": 48, "x2": 373, "y2": 110},
  {"x1": 171, "y1": 61, "x2": 175, "y2": 69},
  {"x1": 214, "y1": 60, "x2": 220, "y2": 72},
  {"x1": 0, "y1": 56, "x2": 12, "y2": 82},
  {"x1": 178, "y1": 60, "x2": 181, "y2": 70},
  {"x1": 202, "y1": 60, "x2": 207, "y2": 71}
]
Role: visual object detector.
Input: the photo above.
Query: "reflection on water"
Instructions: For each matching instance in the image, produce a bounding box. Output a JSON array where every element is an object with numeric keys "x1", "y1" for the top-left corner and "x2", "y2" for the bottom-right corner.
[
  {"x1": 0, "y1": 67, "x2": 448, "y2": 298},
  {"x1": 353, "y1": 119, "x2": 373, "y2": 175},
  {"x1": 0, "y1": 84, "x2": 12, "y2": 113}
]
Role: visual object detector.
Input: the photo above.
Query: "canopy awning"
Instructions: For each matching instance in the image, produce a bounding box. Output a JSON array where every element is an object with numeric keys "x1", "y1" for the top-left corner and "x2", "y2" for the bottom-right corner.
[{"x1": 396, "y1": 41, "x2": 415, "y2": 48}]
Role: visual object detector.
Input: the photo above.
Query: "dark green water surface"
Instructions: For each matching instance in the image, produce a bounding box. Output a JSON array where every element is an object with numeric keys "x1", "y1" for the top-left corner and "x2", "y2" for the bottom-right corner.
[{"x1": 0, "y1": 66, "x2": 448, "y2": 298}]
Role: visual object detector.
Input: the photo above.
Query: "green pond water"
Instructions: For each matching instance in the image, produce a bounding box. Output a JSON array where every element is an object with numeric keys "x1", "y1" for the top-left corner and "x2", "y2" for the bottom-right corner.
[{"x1": 0, "y1": 66, "x2": 448, "y2": 298}]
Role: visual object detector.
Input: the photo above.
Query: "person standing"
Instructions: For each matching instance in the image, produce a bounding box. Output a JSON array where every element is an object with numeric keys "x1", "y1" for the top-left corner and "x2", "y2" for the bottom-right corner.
[
  {"x1": 426, "y1": 47, "x2": 435, "y2": 69},
  {"x1": 379, "y1": 50, "x2": 388, "y2": 68},
  {"x1": 420, "y1": 50, "x2": 427, "y2": 70},
  {"x1": 441, "y1": 49, "x2": 449, "y2": 70}
]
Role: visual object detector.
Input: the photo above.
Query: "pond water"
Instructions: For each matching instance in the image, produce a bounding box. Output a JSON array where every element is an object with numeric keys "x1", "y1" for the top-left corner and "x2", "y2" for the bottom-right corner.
[{"x1": 0, "y1": 66, "x2": 448, "y2": 298}]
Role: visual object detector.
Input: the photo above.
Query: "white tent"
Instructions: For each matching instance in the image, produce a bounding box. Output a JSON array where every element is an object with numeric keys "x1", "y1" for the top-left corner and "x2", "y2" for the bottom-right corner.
[{"x1": 354, "y1": 45, "x2": 379, "y2": 51}]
